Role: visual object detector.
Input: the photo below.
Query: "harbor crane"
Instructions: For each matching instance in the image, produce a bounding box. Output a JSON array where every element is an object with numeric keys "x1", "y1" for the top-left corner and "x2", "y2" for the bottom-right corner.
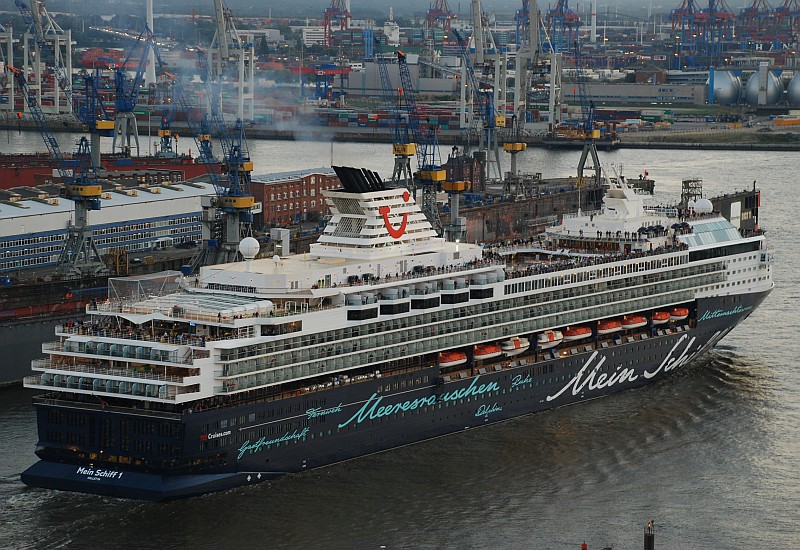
[
  {"x1": 376, "y1": 45, "x2": 415, "y2": 192},
  {"x1": 210, "y1": 0, "x2": 254, "y2": 121},
  {"x1": 397, "y1": 50, "x2": 445, "y2": 231},
  {"x1": 176, "y1": 49, "x2": 254, "y2": 266},
  {"x1": 73, "y1": 70, "x2": 115, "y2": 168},
  {"x1": 112, "y1": 26, "x2": 158, "y2": 156},
  {"x1": 7, "y1": 65, "x2": 107, "y2": 278},
  {"x1": 452, "y1": 29, "x2": 503, "y2": 181},
  {"x1": 573, "y1": 40, "x2": 602, "y2": 189},
  {"x1": 14, "y1": 0, "x2": 73, "y2": 114}
]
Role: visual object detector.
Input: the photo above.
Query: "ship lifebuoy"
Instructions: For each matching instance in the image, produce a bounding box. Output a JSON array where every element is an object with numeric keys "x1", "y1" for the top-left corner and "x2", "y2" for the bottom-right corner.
[
  {"x1": 65, "y1": 292, "x2": 73, "y2": 300},
  {"x1": 296, "y1": 389, "x2": 301, "y2": 397}
]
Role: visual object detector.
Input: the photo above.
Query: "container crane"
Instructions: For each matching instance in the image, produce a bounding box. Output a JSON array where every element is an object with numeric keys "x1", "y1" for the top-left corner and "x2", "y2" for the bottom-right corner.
[{"x1": 7, "y1": 65, "x2": 107, "y2": 278}]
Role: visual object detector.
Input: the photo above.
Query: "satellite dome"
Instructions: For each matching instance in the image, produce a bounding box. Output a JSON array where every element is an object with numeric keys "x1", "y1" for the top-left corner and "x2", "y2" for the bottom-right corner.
[
  {"x1": 687, "y1": 199, "x2": 696, "y2": 211},
  {"x1": 694, "y1": 198, "x2": 713, "y2": 214},
  {"x1": 238, "y1": 237, "x2": 260, "y2": 260}
]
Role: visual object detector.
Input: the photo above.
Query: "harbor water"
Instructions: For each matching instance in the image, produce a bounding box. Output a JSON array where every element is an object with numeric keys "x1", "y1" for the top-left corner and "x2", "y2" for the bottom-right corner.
[{"x1": 1, "y1": 135, "x2": 798, "y2": 548}]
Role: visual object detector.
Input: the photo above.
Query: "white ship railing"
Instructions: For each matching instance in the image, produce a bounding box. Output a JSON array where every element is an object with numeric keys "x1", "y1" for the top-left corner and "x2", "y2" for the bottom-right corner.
[
  {"x1": 42, "y1": 340, "x2": 199, "y2": 366},
  {"x1": 31, "y1": 358, "x2": 192, "y2": 383}
]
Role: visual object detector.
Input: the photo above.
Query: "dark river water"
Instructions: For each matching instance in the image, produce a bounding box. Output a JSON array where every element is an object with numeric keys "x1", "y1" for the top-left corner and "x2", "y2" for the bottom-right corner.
[{"x1": 1, "y1": 137, "x2": 798, "y2": 549}]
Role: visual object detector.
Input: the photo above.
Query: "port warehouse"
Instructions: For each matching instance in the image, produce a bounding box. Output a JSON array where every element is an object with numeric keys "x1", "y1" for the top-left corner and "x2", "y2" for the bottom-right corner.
[
  {"x1": 0, "y1": 168, "x2": 341, "y2": 274},
  {"x1": 0, "y1": 178, "x2": 210, "y2": 273}
]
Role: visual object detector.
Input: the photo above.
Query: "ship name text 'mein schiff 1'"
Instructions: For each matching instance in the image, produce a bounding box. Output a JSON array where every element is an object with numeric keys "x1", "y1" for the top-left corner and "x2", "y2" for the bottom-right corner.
[{"x1": 21, "y1": 166, "x2": 773, "y2": 500}]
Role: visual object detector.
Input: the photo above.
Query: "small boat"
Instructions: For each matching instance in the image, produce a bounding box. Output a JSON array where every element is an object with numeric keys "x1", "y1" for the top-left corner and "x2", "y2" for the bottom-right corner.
[
  {"x1": 651, "y1": 311, "x2": 671, "y2": 325},
  {"x1": 439, "y1": 351, "x2": 467, "y2": 368},
  {"x1": 670, "y1": 307, "x2": 689, "y2": 321},
  {"x1": 563, "y1": 326, "x2": 592, "y2": 341},
  {"x1": 537, "y1": 330, "x2": 563, "y2": 349},
  {"x1": 474, "y1": 344, "x2": 502, "y2": 361},
  {"x1": 597, "y1": 320, "x2": 622, "y2": 335},
  {"x1": 501, "y1": 337, "x2": 531, "y2": 356},
  {"x1": 621, "y1": 315, "x2": 647, "y2": 330}
]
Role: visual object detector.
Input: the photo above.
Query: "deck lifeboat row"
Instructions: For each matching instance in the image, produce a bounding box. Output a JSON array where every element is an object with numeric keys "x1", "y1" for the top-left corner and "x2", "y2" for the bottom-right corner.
[{"x1": 439, "y1": 309, "x2": 692, "y2": 365}]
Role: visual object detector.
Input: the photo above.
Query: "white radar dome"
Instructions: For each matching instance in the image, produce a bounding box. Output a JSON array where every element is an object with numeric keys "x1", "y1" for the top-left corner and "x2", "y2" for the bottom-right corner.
[
  {"x1": 238, "y1": 237, "x2": 260, "y2": 260},
  {"x1": 694, "y1": 198, "x2": 713, "y2": 214}
]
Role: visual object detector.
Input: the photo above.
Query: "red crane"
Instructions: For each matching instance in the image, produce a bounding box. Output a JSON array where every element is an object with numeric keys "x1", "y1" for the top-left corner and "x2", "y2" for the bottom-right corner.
[
  {"x1": 323, "y1": 0, "x2": 350, "y2": 48},
  {"x1": 426, "y1": 0, "x2": 457, "y2": 32}
]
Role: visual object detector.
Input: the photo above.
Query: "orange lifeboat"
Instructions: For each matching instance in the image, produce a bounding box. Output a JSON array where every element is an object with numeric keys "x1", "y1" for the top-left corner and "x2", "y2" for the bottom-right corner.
[
  {"x1": 537, "y1": 330, "x2": 563, "y2": 349},
  {"x1": 597, "y1": 320, "x2": 622, "y2": 335},
  {"x1": 670, "y1": 307, "x2": 690, "y2": 321},
  {"x1": 474, "y1": 344, "x2": 503, "y2": 361},
  {"x1": 439, "y1": 351, "x2": 467, "y2": 368},
  {"x1": 652, "y1": 311, "x2": 671, "y2": 325},
  {"x1": 563, "y1": 326, "x2": 592, "y2": 341},
  {"x1": 621, "y1": 315, "x2": 648, "y2": 330},
  {"x1": 501, "y1": 336, "x2": 530, "y2": 356}
]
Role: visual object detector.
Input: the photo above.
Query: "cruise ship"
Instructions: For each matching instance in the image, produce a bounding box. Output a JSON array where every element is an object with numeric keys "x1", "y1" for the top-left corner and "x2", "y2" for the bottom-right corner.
[{"x1": 21, "y1": 166, "x2": 773, "y2": 500}]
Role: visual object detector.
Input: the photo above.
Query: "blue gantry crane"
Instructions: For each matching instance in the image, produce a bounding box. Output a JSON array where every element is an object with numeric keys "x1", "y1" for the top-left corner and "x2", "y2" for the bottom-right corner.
[
  {"x1": 176, "y1": 48, "x2": 254, "y2": 265},
  {"x1": 376, "y1": 43, "x2": 416, "y2": 190},
  {"x1": 397, "y1": 50, "x2": 445, "y2": 230},
  {"x1": 74, "y1": 69, "x2": 115, "y2": 167},
  {"x1": 112, "y1": 26, "x2": 158, "y2": 156},
  {"x1": 7, "y1": 65, "x2": 107, "y2": 277}
]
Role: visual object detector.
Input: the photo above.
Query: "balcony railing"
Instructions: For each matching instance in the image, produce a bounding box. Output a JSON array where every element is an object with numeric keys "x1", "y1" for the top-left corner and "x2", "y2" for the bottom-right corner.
[{"x1": 31, "y1": 358, "x2": 193, "y2": 383}]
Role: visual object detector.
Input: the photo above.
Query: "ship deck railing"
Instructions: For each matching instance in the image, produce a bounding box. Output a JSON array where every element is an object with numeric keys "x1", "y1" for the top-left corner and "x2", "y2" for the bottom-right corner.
[
  {"x1": 30, "y1": 394, "x2": 183, "y2": 420},
  {"x1": 57, "y1": 323, "x2": 213, "y2": 354},
  {"x1": 31, "y1": 358, "x2": 193, "y2": 384},
  {"x1": 43, "y1": 340, "x2": 202, "y2": 366}
]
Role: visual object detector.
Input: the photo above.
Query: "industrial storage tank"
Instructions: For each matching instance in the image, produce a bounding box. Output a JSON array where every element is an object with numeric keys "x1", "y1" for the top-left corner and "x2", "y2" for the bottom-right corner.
[
  {"x1": 787, "y1": 72, "x2": 800, "y2": 106},
  {"x1": 744, "y1": 70, "x2": 783, "y2": 106},
  {"x1": 707, "y1": 70, "x2": 742, "y2": 105}
]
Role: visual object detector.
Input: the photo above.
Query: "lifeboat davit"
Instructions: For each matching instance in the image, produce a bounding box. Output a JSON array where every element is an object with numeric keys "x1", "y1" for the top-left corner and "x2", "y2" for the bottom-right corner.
[
  {"x1": 439, "y1": 351, "x2": 467, "y2": 368},
  {"x1": 670, "y1": 307, "x2": 690, "y2": 321},
  {"x1": 563, "y1": 326, "x2": 592, "y2": 341},
  {"x1": 597, "y1": 320, "x2": 622, "y2": 335},
  {"x1": 621, "y1": 315, "x2": 648, "y2": 330},
  {"x1": 652, "y1": 311, "x2": 671, "y2": 325},
  {"x1": 474, "y1": 344, "x2": 503, "y2": 361},
  {"x1": 537, "y1": 330, "x2": 564, "y2": 349},
  {"x1": 501, "y1": 336, "x2": 531, "y2": 356}
]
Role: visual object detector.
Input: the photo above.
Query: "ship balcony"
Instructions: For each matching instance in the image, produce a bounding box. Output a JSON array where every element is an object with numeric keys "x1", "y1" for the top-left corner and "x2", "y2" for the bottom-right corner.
[
  {"x1": 43, "y1": 339, "x2": 201, "y2": 366},
  {"x1": 24, "y1": 374, "x2": 181, "y2": 401},
  {"x1": 31, "y1": 357, "x2": 200, "y2": 385},
  {"x1": 56, "y1": 324, "x2": 212, "y2": 359},
  {"x1": 410, "y1": 283, "x2": 441, "y2": 310}
]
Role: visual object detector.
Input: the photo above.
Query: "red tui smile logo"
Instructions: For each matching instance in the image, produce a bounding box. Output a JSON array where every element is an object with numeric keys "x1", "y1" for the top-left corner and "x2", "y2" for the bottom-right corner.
[{"x1": 379, "y1": 191, "x2": 411, "y2": 239}]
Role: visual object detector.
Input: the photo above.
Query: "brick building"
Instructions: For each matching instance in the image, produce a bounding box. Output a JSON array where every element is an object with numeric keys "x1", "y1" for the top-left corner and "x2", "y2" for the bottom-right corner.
[{"x1": 250, "y1": 168, "x2": 340, "y2": 228}]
